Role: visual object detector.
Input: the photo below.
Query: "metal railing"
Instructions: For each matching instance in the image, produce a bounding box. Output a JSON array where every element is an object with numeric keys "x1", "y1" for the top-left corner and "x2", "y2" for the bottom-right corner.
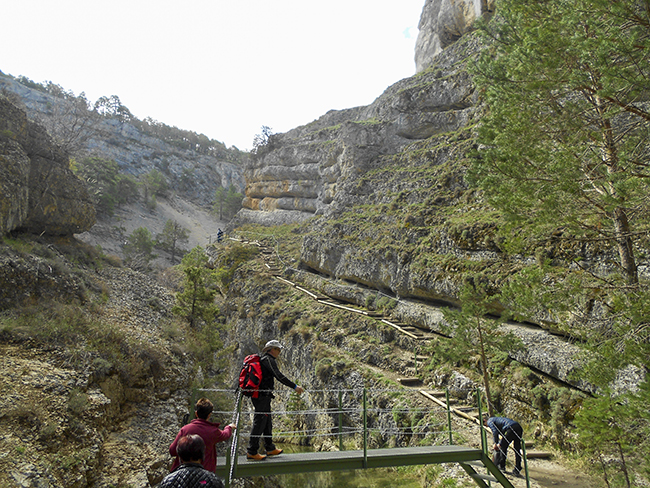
[{"x1": 184, "y1": 386, "x2": 529, "y2": 488}]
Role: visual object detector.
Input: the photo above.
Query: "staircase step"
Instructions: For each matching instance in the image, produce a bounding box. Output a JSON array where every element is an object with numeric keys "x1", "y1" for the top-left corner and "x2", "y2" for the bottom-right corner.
[
  {"x1": 526, "y1": 450, "x2": 552, "y2": 459},
  {"x1": 423, "y1": 390, "x2": 447, "y2": 397},
  {"x1": 455, "y1": 406, "x2": 477, "y2": 414},
  {"x1": 398, "y1": 377, "x2": 422, "y2": 386}
]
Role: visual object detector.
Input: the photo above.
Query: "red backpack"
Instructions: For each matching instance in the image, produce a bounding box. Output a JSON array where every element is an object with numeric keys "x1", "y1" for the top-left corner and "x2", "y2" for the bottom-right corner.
[{"x1": 239, "y1": 354, "x2": 263, "y2": 398}]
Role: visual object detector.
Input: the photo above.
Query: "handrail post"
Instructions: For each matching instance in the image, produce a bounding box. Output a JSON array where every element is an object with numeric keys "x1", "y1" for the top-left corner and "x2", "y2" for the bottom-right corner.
[
  {"x1": 225, "y1": 445, "x2": 230, "y2": 488},
  {"x1": 363, "y1": 388, "x2": 368, "y2": 468},
  {"x1": 445, "y1": 388, "x2": 453, "y2": 445},
  {"x1": 338, "y1": 389, "x2": 344, "y2": 451},
  {"x1": 227, "y1": 391, "x2": 244, "y2": 486},
  {"x1": 521, "y1": 434, "x2": 531, "y2": 488},
  {"x1": 477, "y1": 388, "x2": 488, "y2": 456}
]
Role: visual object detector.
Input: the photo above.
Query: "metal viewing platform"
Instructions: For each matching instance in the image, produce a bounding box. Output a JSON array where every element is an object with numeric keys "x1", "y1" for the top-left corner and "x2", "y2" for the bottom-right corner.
[
  {"x1": 215, "y1": 445, "x2": 514, "y2": 487},
  {"x1": 195, "y1": 385, "x2": 531, "y2": 488}
]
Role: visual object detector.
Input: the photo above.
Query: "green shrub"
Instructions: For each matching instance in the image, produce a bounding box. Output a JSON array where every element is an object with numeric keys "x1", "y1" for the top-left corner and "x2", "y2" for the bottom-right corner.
[{"x1": 67, "y1": 389, "x2": 88, "y2": 415}]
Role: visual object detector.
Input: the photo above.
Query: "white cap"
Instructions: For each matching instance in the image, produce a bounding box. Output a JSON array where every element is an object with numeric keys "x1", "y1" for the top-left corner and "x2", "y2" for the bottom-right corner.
[{"x1": 263, "y1": 340, "x2": 284, "y2": 352}]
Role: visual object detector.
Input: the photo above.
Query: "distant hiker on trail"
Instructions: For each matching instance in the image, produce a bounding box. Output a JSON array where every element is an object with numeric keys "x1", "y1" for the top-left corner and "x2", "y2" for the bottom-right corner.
[
  {"x1": 217, "y1": 228, "x2": 223, "y2": 243},
  {"x1": 169, "y1": 398, "x2": 236, "y2": 473},
  {"x1": 246, "y1": 340, "x2": 304, "y2": 461},
  {"x1": 484, "y1": 415, "x2": 523, "y2": 477},
  {"x1": 160, "y1": 434, "x2": 224, "y2": 488}
]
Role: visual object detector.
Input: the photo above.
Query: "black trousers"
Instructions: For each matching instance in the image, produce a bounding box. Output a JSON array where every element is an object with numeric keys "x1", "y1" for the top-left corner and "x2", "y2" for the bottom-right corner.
[
  {"x1": 247, "y1": 396, "x2": 276, "y2": 455},
  {"x1": 497, "y1": 423, "x2": 523, "y2": 471}
]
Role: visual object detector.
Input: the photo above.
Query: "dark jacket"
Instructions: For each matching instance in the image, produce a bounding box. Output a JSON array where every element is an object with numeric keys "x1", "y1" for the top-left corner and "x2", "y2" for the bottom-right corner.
[
  {"x1": 169, "y1": 419, "x2": 233, "y2": 472},
  {"x1": 487, "y1": 417, "x2": 521, "y2": 444},
  {"x1": 259, "y1": 352, "x2": 296, "y2": 396},
  {"x1": 159, "y1": 463, "x2": 224, "y2": 488}
]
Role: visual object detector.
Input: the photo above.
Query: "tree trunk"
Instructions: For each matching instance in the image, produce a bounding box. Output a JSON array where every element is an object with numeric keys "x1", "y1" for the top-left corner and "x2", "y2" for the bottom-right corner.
[
  {"x1": 599, "y1": 102, "x2": 638, "y2": 286},
  {"x1": 613, "y1": 207, "x2": 638, "y2": 285},
  {"x1": 477, "y1": 317, "x2": 495, "y2": 417}
]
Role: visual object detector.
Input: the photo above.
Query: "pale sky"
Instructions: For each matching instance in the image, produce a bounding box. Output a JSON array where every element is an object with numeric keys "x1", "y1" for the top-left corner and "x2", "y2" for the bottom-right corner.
[{"x1": 2, "y1": 1, "x2": 424, "y2": 151}]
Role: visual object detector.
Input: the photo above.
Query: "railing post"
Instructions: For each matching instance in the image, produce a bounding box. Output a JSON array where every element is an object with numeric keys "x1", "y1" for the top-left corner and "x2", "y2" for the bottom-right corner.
[
  {"x1": 445, "y1": 388, "x2": 453, "y2": 445},
  {"x1": 477, "y1": 388, "x2": 488, "y2": 456},
  {"x1": 225, "y1": 444, "x2": 230, "y2": 488},
  {"x1": 521, "y1": 434, "x2": 531, "y2": 488},
  {"x1": 338, "y1": 389, "x2": 344, "y2": 452},
  {"x1": 363, "y1": 388, "x2": 368, "y2": 469},
  {"x1": 227, "y1": 391, "x2": 244, "y2": 486}
]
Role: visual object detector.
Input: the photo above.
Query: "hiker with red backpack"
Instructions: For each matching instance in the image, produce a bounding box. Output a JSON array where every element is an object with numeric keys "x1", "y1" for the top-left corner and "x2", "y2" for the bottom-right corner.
[{"x1": 241, "y1": 340, "x2": 304, "y2": 461}]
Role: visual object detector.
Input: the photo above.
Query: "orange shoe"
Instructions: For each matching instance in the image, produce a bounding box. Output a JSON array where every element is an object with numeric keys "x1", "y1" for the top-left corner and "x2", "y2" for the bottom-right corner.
[
  {"x1": 246, "y1": 453, "x2": 267, "y2": 461},
  {"x1": 266, "y1": 449, "x2": 283, "y2": 456}
]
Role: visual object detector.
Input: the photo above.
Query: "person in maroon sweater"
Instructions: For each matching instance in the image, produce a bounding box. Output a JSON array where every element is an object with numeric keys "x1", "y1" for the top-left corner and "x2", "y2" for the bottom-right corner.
[{"x1": 169, "y1": 398, "x2": 236, "y2": 472}]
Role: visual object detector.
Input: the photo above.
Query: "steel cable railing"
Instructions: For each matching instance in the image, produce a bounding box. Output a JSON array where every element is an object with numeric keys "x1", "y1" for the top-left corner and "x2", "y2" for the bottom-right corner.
[
  {"x1": 189, "y1": 386, "x2": 531, "y2": 487},
  {"x1": 187, "y1": 388, "x2": 530, "y2": 487}
]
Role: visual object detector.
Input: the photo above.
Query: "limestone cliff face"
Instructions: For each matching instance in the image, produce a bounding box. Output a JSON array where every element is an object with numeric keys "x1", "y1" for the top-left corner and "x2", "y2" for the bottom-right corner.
[
  {"x1": 0, "y1": 97, "x2": 96, "y2": 236},
  {"x1": 232, "y1": 5, "x2": 640, "y2": 353},
  {"x1": 415, "y1": 0, "x2": 495, "y2": 72},
  {"x1": 0, "y1": 74, "x2": 245, "y2": 207},
  {"x1": 237, "y1": 32, "x2": 477, "y2": 228}
]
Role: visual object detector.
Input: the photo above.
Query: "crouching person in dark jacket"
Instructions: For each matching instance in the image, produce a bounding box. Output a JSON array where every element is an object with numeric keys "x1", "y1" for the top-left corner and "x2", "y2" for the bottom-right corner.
[
  {"x1": 159, "y1": 434, "x2": 224, "y2": 488},
  {"x1": 484, "y1": 416, "x2": 523, "y2": 477}
]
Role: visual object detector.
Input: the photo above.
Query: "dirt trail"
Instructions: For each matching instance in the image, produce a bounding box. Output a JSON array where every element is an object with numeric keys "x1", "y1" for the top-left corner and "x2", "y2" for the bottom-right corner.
[{"x1": 525, "y1": 459, "x2": 600, "y2": 488}]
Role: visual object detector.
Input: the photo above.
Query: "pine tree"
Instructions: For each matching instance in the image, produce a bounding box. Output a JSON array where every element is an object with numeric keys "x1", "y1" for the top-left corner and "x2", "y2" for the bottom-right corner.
[
  {"x1": 172, "y1": 247, "x2": 218, "y2": 328},
  {"x1": 156, "y1": 219, "x2": 189, "y2": 264},
  {"x1": 471, "y1": 1, "x2": 650, "y2": 483},
  {"x1": 439, "y1": 277, "x2": 522, "y2": 416},
  {"x1": 123, "y1": 227, "x2": 156, "y2": 271},
  {"x1": 472, "y1": 0, "x2": 650, "y2": 286}
]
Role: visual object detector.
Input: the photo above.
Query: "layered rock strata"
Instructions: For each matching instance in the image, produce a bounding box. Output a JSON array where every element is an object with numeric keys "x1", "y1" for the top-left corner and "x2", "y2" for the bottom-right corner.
[{"x1": 238, "y1": 34, "x2": 478, "y2": 227}]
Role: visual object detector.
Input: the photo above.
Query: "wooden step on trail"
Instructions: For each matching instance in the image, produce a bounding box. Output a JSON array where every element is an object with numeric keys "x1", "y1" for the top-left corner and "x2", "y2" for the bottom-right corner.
[
  {"x1": 398, "y1": 377, "x2": 422, "y2": 386},
  {"x1": 424, "y1": 390, "x2": 447, "y2": 397},
  {"x1": 401, "y1": 326, "x2": 424, "y2": 336},
  {"x1": 366, "y1": 311, "x2": 385, "y2": 317},
  {"x1": 455, "y1": 406, "x2": 478, "y2": 413},
  {"x1": 525, "y1": 450, "x2": 552, "y2": 459}
]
